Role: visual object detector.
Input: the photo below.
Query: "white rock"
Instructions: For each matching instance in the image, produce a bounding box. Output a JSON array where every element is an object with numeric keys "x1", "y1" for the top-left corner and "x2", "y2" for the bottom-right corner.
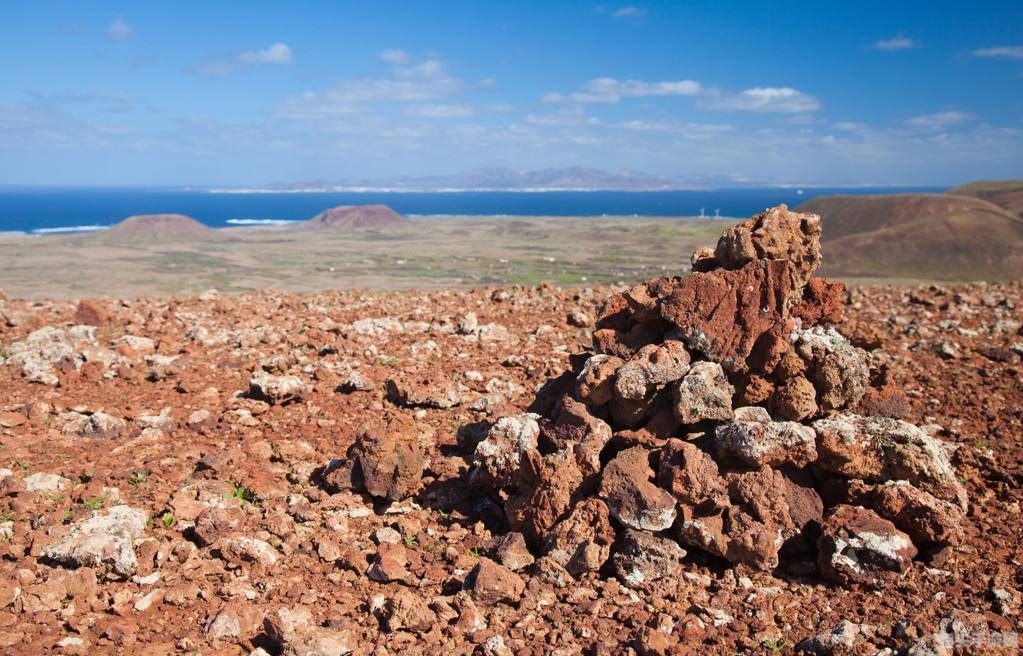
[
  {"x1": 249, "y1": 371, "x2": 308, "y2": 404},
  {"x1": 42, "y1": 505, "x2": 148, "y2": 579},
  {"x1": 24, "y1": 472, "x2": 71, "y2": 492}
]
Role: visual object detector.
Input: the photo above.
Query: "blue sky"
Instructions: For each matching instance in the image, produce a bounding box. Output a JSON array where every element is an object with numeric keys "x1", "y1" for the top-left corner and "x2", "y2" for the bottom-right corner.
[{"x1": 1, "y1": 1, "x2": 1021, "y2": 186}]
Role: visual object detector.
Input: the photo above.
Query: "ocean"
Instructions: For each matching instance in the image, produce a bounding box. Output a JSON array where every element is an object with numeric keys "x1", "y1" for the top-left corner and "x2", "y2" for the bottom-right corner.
[{"x1": 0, "y1": 186, "x2": 943, "y2": 234}]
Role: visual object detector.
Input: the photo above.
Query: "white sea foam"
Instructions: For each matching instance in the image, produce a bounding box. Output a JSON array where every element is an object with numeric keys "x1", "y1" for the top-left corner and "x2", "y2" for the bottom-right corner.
[{"x1": 31, "y1": 225, "x2": 109, "y2": 234}]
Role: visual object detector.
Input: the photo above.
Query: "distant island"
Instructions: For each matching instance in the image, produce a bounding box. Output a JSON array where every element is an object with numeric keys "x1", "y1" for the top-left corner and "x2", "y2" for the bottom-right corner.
[{"x1": 204, "y1": 166, "x2": 723, "y2": 193}]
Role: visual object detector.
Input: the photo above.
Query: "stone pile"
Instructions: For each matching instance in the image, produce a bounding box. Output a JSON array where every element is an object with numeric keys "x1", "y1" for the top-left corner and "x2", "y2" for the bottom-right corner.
[{"x1": 470, "y1": 205, "x2": 968, "y2": 588}]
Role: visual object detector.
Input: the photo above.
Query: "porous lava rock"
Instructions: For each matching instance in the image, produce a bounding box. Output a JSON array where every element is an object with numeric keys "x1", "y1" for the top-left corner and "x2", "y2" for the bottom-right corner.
[
  {"x1": 326, "y1": 411, "x2": 425, "y2": 500},
  {"x1": 468, "y1": 204, "x2": 968, "y2": 590}
]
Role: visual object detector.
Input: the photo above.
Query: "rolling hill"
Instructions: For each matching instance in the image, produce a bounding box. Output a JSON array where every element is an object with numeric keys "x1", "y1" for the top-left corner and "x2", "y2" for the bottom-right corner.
[
  {"x1": 947, "y1": 179, "x2": 1023, "y2": 218},
  {"x1": 795, "y1": 193, "x2": 1023, "y2": 281},
  {"x1": 305, "y1": 204, "x2": 409, "y2": 230},
  {"x1": 88, "y1": 214, "x2": 221, "y2": 246}
]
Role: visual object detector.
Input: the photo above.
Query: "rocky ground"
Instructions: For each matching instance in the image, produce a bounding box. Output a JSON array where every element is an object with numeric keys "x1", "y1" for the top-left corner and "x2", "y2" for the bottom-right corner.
[{"x1": 0, "y1": 244, "x2": 1021, "y2": 653}]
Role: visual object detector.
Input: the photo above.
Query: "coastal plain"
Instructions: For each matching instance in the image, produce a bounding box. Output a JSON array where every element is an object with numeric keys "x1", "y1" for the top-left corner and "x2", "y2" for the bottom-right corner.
[{"x1": 0, "y1": 216, "x2": 732, "y2": 299}]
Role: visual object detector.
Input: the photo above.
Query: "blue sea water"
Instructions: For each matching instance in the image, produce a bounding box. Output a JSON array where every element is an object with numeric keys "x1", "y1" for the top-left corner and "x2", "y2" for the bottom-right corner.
[{"x1": 0, "y1": 186, "x2": 944, "y2": 234}]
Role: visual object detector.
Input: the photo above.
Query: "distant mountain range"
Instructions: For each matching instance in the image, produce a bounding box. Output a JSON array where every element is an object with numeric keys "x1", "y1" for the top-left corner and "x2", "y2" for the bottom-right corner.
[{"x1": 206, "y1": 167, "x2": 736, "y2": 193}]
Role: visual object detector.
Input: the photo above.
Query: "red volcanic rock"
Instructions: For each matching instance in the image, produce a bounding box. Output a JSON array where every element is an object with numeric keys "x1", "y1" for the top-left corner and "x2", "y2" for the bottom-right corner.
[
  {"x1": 818, "y1": 505, "x2": 917, "y2": 588},
  {"x1": 367, "y1": 543, "x2": 411, "y2": 583},
  {"x1": 714, "y1": 406, "x2": 818, "y2": 468},
  {"x1": 792, "y1": 277, "x2": 847, "y2": 325},
  {"x1": 385, "y1": 373, "x2": 461, "y2": 409},
  {"x1": 842, "y1": 480, "x2": 964, "y2": 546},
  {"x1": 490, "y1": 532, "x2": 535, "y2": 572},
  {"x1": 574, "y1": 354, "x2": 624, "y2": 407},
  {"x1": 306, "y1": 204, "x2": 409, "y2": 230},
  {"x1": 611, "y1": 528, "x2": 686, "y2": 586},
  {"x1": 599, "y1": 447, "x2": 677, "y2": 532},
  {"x1": 813, "y1": 414, "x2": 967, "y2": 510},
  {"x1": 335, "y1": 412, "x2": 424, "y2": 501},
  {"x1": 505, "y1": 449, "x2": 583, "y2": 545},
  {"x1": 715, "y1": 204, "x2": 822, "y2": 284},
  {"x1": 542, "y1": 396, "x2": 612, "y2": 477},
  {"x1": 463, "y1": 558, "x2": 525, "y2": 605},
  {"x1": 543, "y1": 498, "x2": 616, "y2": 576},
  {"x1": 659, "y1": 259, "x2": 805, "y2": 372},
  {"x1": 193, "y1": 505, "x2": 246, "y2": 547},
  {"x1": 73, "y1": 299, "x2": 110, "y2": 326},
  {"x1": 612, "y1": 340, "x2": 691, "y2": 401},
  {"x1": 671, "y1": 360, "x2": 734, "y2": 425},
  {"x1": 656, "y1": 439, "x2": 728, "y2": 510}
]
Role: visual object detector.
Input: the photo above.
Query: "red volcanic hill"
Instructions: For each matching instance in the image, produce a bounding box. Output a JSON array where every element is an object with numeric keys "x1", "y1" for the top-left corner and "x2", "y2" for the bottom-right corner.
[
  {"x1": 305, "y1": 204, "x2": 409, "y2": 230},
  {"x1": 947, "y1": 179, "x2": 1023, "y2": 218},
  {"x1": 90, "y1": 214, "x2": 221, "y2": 245},
  {"x1": 796, "y1": 193, "x2": 1023, "y2": 281}
]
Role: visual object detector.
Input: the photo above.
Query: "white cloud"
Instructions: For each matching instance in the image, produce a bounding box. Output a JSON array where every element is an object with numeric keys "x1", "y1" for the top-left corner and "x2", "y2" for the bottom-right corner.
[
  {"x1": 617, "y1": 120, "x2": 733, "y2": 140},
  {"x1": 239, "y1": 42, "x2": 293, "y2": 65},
  {"x1": 277, "y1": 55, "x2": 462, "y2": 119},
  {"x1": 380, "y1": 48, "x2": 411, "y2": 64},
  {"x1": 543, "y1": 77, "x2": 702, "y2": 103},
  {"x1": 614, "y1": 7, "x2": 647, "y2": 18},
  {"x1": 403, "y1": 104, "x2": 474, "y2": 118},
  {"x1": 195, "y1": 42, "x2": 295, "y2": 76},
  {"x1": 872, "y1": 36, "x2": 920, "y2": 51},
  {"x1": 107, "y1": 18, "x2": 134, "y2": 41},
  {"x1": 526, "y1": 107, "x2": 602, "y2": 126},
  {"x1": 969, "y1": 46, "x2": 1023, "y2": 60},
  {"x1": 704, "y1": 87, "x2": 821, "y2": 113},
  {"x1": 905, "y1": 111, "x2": 975, "y2": 129}
]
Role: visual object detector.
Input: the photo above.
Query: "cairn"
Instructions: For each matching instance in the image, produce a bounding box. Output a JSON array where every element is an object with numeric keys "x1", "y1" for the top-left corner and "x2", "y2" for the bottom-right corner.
[{"x1": 470, "y1": 205, "x2": 967, "y2": 588}]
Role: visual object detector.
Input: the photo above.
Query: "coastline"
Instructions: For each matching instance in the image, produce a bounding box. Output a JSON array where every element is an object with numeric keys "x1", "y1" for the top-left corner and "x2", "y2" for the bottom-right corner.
[{"x1": 1, "y1": 214, "x2": 736, "y2": 237}]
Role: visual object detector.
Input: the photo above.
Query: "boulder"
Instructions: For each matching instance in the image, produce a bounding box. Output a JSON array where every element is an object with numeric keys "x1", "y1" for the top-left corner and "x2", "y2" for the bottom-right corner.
[
  {"x1": 542, "y1": 397, "x2": 612, "y2": 477},
  {"x1": 73, "y1": 299, "x2": 110, "y2": 326},
  {"x1": 471, "y1": 413, "x2": 539, "y2": 491},
  {"x1": 611, "y1": 528, "x2": 686, "y2": 586},
  {"x1": 813, "y1": 414, "x2": 968, "y2": 510},
  {"x1": 817, "y1": 505, "x2": 917, "y2": 588},
  {"x1": 671, "y1": 361, "x2": 734, "y2": 424},
  {"x1": 599, "y1": 447, "x2": 677, "y2": 532},
  {"x1": 505, "y1": 449, "x2": 583, "y2": 544},
  {"x1": 613, "y1": 340, "x2": 691, "y2": 401},
  {"x1": 490, "y1": 532, "x2": 534, "y2": 572},
  {"x1": 714, "y1": 204, "x2": 822, "y2": 286},
  {"x1": 714, "y1": 406, "x2": 817, "y2": 468},
  {"x1": 4, "y1": 325, "x2": 91, "y2": 385},
  {"x1": 543, "y1": 498, "x2": 616, "y2": 576},
  {"x1": 463, "y1": 558, "x2": 525, "y2": 605},
  {"x1": 343, "y1": 412, "x2": 424, "y2": 500},
  {"x1": 842, "y1": 480, "x2": 963, "y2": 546},
  {"x1": 656, "y1": 439, "x2": 728, "y2": 511},
  {"x1": 791, "y1": 326, "x2": 869, "y2": 412},
  {"x1": 385, "y1": 374, "x2": 461, "y2": 408},
  {"x1": 574, "y1": 354, "x2": 624, "y2": 407}
]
